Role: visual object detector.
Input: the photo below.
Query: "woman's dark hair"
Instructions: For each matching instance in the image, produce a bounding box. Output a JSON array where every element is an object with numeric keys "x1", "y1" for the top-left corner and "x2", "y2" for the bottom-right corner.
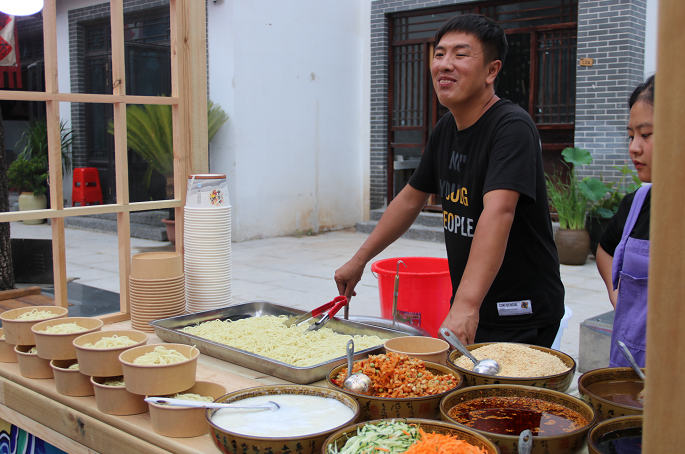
[
  {"x1": 629, "y1": 75, "x2": 655, "y2": 109},
  {"x1": 434, "y1": 14, "x2": 507, "y2": 65}
]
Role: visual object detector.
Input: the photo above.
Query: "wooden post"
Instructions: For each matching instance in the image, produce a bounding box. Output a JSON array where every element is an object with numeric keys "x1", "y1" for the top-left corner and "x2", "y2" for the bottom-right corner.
[
  {"x1": 110, "y1": 0, "x2": 131, "y2": 318},
  {"x1": 170, "y1": 0, "x2": 206, "y2": 254},
  {"x1": 42, "y1": 0, "x2": 67, "y2": 309},
  {"x1": 643, "y1": 1, "x2": 685, "y2": 452}
]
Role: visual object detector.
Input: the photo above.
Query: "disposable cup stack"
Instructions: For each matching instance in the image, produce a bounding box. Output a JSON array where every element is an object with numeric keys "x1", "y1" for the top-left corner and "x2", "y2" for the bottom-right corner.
[
  {"x1": 184, "y1": 174, "x2": 232, "y2": 313},
  {"x1": 129, "y1": 252, "x2": 185, "y2": 332}
]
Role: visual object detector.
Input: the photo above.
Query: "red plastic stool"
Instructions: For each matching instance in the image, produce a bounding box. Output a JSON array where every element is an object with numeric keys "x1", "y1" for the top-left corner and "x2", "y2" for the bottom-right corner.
[{"x1": 72, "y1": 167, "x2": 104, "y2": 206}]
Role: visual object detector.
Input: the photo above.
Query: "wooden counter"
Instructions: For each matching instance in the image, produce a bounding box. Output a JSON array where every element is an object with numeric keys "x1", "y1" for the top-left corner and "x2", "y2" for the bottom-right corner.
[{"x1": 0, "y1": 321, "x2": 298, "y2": 454}]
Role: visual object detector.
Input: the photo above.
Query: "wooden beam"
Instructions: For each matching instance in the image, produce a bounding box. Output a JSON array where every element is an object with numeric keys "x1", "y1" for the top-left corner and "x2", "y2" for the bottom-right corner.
[
  {"x1": 94, "y1": 312, "x2": 132, "y2": 324},
  {"x1": 0, "y1": 200, "x2": 182, "y2": 222},
  {"x1": 110, "y1": 0, "x2": 131, "y2": 318},
  {"x1": 643, "y1": 1, "x2": 685, "y2": 452},
  {"x1": 0, "y1": 287, "x2": 42, "y2": 302},
  {"x1": 0, "y1": 91, "x2": 178, "y2": 105},
  {"x1": 42, "y1": 0, "x2": 68, "y2": 309},
  {"x1": 180, "y1": 0, "x2": 209, "y2": 174}
]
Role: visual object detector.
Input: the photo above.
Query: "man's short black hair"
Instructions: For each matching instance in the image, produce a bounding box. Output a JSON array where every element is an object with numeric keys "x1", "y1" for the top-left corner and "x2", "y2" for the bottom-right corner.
[
  {"x1": 434, "y1": 14, "x2": 507, "y2": 66},
  {"x1": 629, "y1": 75, "x2": 655, "y2": 109}
]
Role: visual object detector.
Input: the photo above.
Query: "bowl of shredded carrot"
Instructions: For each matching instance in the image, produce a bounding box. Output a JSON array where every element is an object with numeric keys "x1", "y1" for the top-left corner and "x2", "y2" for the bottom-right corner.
[
  {"x1": 322, "y1": 418, "x2": 499, "y2": 454},
  {"x1": 327, "y1": 352, "x2": 463, "y2": 421}
]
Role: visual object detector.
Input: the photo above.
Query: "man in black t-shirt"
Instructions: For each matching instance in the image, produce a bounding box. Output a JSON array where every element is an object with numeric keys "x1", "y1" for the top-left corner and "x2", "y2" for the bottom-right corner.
[{"x1": 335, "y1": 14, "x2": 564, "y2": 347}]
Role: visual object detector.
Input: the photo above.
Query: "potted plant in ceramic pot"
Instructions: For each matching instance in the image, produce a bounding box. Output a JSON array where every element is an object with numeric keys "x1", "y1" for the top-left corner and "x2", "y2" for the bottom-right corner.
[
  {"x1": 7, "y1": 156, "x2": 48, "y2": 224},
  {"x1": 546, "y1": 147, "x2": 608, "y2": 265},
  {"x1": 110, "y1": 98, "x2": 228, "y2": 244}
]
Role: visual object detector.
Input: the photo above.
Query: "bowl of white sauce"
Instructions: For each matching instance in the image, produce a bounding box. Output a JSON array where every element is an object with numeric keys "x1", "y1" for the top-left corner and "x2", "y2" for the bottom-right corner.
[{"x1": 207, "y1": 384, "x2": 360, "y2": 454}]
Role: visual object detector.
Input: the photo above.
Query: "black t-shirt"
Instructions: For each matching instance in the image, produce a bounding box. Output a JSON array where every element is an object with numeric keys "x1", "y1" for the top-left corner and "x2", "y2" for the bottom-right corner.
[
  {"x1": 408, "y1": 99, "x2": 564, "y2": 329},
  {"x1": 599, "y1": 190, "x2": 651, "y2": 257}
]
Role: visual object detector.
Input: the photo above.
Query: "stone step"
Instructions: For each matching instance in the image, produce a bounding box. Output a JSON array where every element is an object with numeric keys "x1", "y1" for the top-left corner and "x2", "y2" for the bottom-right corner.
[
  {"x1": 62, "y1": 215, "x2": 168, "y2": 242},
  {"x1": 360, "y1": 209, "x2": 561, "y2": 244},
  {"x1": 357, "y1": 209, "x2": 444, "y2": 243}
]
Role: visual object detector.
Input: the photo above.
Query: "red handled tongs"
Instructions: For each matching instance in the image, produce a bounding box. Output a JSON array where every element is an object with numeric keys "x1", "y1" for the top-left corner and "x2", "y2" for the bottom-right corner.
[{"x1": 284, "y1": 296, "x2": 349, "y2": 331}]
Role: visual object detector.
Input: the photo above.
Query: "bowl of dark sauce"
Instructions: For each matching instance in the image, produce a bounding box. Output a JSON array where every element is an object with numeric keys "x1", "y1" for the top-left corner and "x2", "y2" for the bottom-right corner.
[
  {"x1": 587, "y1": 414, "x2": 642, "y2": 454},
  {"x1": 579, "y1": 367, "x2": 644, "y2": 421},
  {"x1": 440, "y1": 384, "x2": 597, "y2": 454}
]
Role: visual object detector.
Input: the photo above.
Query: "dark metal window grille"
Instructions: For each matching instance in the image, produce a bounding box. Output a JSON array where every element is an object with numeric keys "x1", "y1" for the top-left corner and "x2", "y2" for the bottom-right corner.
[
  {"x1": 535, "y1": 29, "x2": 576, "y2": 124},
  {"x1": 393, "y1": 44, "x2": 424, "y2": 128}
]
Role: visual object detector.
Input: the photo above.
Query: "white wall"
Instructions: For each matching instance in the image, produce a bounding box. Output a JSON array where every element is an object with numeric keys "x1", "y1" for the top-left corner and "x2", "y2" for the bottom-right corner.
[
  {"x1": 645, "y1": 0, "x2": 658, "y2": 77},
  {"x1": 207, "y1": 1, "x2": 370, "y2": 241}
]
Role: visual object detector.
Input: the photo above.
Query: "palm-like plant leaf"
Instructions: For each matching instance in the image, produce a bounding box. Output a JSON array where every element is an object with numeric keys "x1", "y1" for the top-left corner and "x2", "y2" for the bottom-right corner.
[{"x1": 109, "y1": 98, "x2": 228, "y2": 189}]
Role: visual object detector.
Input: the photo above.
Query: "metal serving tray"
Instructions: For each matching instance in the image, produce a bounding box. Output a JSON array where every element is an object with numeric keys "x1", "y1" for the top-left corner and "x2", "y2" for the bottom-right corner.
[{"x1": 150, "y1": 301, "x2": 411, "y2": 384}]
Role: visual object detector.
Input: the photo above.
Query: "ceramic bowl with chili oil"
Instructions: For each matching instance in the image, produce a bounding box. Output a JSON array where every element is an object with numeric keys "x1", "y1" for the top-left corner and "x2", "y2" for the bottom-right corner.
[
  {"x1": 446, "y1": 342, "x2": 576, "y2": 392},
  {"x1": 440, "y1": 384, "x2": 597, "y2": 454},
  {"x1": 326, "y1": 352, "x2": 463, "y2": 421},
  {"x1": 578, "y1": 367, "x2": 645, "y2": 421}
]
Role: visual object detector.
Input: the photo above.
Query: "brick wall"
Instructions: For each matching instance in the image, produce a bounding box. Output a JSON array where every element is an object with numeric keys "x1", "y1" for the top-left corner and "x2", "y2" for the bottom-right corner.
[
  {"x1": 67, "y1": 0, "x2": 170, "y2": 168},
  {"x1": 574, "y1": 0, "x2": 646, "y2": 181}
]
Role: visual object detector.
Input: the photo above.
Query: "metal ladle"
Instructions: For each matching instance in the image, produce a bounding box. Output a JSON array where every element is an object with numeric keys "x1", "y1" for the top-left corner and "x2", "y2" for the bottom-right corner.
[
  {"x1": 518, "y1": 429, "x2": 533, "y2": 454},
  {"x1": 144, "y1": 397, "x2": 280, "y2": 411},
  {"x1": 617, "y1": 340, "x2": 646, "y2": 381},
  {"x1": 440, "y1": 327, "x2": 500, "y2": 376},
  {"x1": 342, "y1": 339, "x2": 372, "y2": 395}
]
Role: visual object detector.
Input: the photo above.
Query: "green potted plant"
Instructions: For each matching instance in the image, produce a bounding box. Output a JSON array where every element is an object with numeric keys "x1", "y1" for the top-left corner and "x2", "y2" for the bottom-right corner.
[
  {"x1": 546, "y1": 147, "x2": 608, "y2": 265},
  {"x1": 109, "y1": 98, "x2": 228, "y2": 243},
  {"x1": 7, "y1": 156, "x2": 48, "y2": 224},
  {"x1": 585, "y1": 163, "x2": 641, "y2": 256}
]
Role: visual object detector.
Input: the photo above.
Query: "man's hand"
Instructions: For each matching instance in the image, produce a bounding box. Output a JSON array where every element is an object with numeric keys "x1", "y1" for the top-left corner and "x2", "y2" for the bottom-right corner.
[
  {"x1": 334, "y1": 258, "x2": 364, "y2": 300},
  {"x1": 440, "y1": 305, "x2": 480, "y2": 345}
]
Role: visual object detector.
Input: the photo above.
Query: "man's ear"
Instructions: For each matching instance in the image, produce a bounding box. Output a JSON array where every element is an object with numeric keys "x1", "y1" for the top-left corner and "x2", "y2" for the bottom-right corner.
[{"x1": 486, "y1": 60, "x2": 502, "y2": 85}]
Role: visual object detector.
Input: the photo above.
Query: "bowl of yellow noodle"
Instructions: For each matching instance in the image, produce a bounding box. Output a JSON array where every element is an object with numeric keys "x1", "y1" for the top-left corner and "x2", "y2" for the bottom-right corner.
[
  {"x1": 74, "y1": 330, "x2": 149, "y2": 377},
  {"x1": 119, "y1": 343, "x2": 199, "y2": 395},
  {"x1": 0, "y1": 306, "x2": 68, "y2": 345},
  {"x1": 32, "y1": 317, "x2": 103, "y2": 360}
]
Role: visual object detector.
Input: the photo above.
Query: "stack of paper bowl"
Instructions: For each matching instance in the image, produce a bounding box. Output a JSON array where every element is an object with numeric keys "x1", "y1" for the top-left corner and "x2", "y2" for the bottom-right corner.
[
  {"x1": 129, "y1": 252, "x2": 185, "y2": 332},
  {"x1": 184, "y1": 174, "x2": 232, "y2": 313}
]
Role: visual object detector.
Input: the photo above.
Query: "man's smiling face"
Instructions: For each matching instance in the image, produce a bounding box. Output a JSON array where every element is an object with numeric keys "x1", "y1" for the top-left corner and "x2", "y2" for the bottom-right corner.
[{"x1": 431, "y1": 32, "x2": 497, "y2": 113}]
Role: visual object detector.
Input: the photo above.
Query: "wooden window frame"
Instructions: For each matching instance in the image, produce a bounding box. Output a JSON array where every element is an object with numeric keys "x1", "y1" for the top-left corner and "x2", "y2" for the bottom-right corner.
[{"x1": 0, "y1": 0, "x2": 209, "y2": 324}]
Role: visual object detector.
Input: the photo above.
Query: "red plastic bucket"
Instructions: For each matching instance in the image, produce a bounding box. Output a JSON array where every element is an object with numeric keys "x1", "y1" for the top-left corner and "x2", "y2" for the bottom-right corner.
[{"x1": 370, "y1": 257, "x2": 452, "y2": 338}]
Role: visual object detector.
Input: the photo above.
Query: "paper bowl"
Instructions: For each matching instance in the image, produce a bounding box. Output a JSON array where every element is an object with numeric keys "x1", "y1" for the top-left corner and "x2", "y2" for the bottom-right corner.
[
  {"x1": 73, "y1": 330, "x2": 148, "y2": 377},
  {"x1": 50, "y1": 359, "x2": 94, "y2": 397},
  {"x1": 0, "y1": 328, "x2": 18, "y2": 363},
  {"x1": 130, "y1": 252, "x2": 183, "y2": 280},
  {"x1": 148, "y1": 381, "x2": 227, "y2": 438},
  {"x1": 323, "y1": 418, "x2": 500, "y2": 454},
  {"x1": 91, "y1": 376, "x2": 148, "y2": 416},
  {"x1": 32, "y1": 317, "x2": 103, "y2": 360},
  {"x1": 440, "y1": 385, "x2": 597, "y2": 454},
  {"x1": 119, "y1": 343, "x2": 199, "y2": 395},
  {"x1": 15, "y1": 345, "x2": 54, "y2": 379},
  {"x1": 447, "y1": 342, "x2": 576, "y2": 392},
  {"x1": 0, "y1": 306, "x2": 69, "y2": 345},
  {"x1": 578, "y1": 367, "x2": 645, "y2": 421},
  {"x1": 207, "y1": 385, "x2": 359, "y2": 454},
  {"x1": 384, "y1": 336, "x2": 450, "y2": 365},
  {"x1": 326, "y1": 359, "x2": 462, "y2": 421},
  {"x1": 587, "y1": 414, "x2": 642, "y2": 454}
]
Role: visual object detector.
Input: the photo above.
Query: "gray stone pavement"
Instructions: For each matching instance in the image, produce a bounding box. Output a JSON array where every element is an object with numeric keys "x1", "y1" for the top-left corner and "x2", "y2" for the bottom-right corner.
[{"x1": 9, "y1": 221, "x2": 612, "y2": 381}]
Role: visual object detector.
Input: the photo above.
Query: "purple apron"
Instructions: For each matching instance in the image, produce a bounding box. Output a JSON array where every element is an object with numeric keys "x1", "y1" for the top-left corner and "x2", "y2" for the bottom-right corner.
[{"x1": 609, "y1": 184, "x2": 651, "y2": 368}]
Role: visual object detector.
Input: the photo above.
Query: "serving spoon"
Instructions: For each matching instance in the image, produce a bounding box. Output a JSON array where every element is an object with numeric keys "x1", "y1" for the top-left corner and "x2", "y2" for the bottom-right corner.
[
  {"x1": 342, "y1": 339, "x2": 372, "y2": 395},
  {"x1": 616, "y1": 340, "x2": 646, "y2": 402},
  {"x1": 439, "y1": 327, "x2": 500, "y2": 376},
  {"x1": 518, "y1": 429, "x2": 533, "y2": 454},
  {"x1": 144, "y1": 397, "x2": 280, "y2": 411}
]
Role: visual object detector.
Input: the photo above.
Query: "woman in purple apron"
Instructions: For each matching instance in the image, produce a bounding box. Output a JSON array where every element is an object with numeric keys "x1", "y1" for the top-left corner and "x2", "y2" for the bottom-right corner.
[{"x1": 596, "y1": 75, "x2": 655, "y2": 368}]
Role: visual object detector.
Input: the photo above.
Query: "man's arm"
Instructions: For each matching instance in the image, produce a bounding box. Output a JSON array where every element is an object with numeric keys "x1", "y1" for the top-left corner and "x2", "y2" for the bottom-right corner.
[
  {"x1": 440, "y1": 188, "x2": 519, "y2": 345},
  {"x1": 596, "y1": 244, "x2": 618, "y2": 308},
  {"x1": 335, "y1": 184, "x2": 430, "y2": 299}
]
